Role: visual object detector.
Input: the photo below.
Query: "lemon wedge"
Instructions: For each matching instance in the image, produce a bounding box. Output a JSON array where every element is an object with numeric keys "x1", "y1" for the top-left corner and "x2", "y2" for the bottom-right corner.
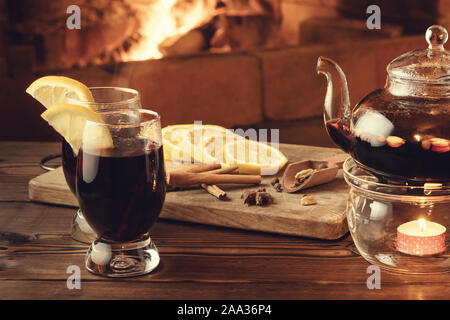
[
  {"x1": 41, "y1": 104, "x2": 113, "y2": 154},
  {"x1": 26, "y1": 76, "x2": 94, "y2": 109}
]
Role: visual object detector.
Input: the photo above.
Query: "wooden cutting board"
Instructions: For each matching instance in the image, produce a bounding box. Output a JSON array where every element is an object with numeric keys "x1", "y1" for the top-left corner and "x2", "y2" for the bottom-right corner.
[{"x1": 28, "y1": 144, "x2": 349, "y2": 240}]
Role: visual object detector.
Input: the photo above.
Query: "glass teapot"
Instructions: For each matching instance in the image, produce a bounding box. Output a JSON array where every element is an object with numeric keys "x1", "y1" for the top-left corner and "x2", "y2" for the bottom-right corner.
[{"x1": 317, "y1": 25, "x2": 450, "y2": 183}]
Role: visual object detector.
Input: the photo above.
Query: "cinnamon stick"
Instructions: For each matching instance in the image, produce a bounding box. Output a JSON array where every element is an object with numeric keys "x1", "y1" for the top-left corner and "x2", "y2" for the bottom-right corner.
[
  {"x1": 185, "y1": 163, "x2": 221, "y2": 173},
  {"x1": 167, "y1": 171, "x2": 261, "y2": 187},
  {"x1": 201, "y1": 184, "x2": 227, "y2": 200},
  {"x1": 207, "y1": 165, "x2": 239, "y2": 175},
  {"x1": 182, "y1": 163, "x2": 238, "y2": 175}
]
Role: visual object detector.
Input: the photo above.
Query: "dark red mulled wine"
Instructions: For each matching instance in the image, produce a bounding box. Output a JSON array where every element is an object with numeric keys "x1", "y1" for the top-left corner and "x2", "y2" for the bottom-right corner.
[
  {"x1": 62, "y1": 138, "x2": 77, "y2": 194},
  {"x1": 76, "y1": 143, "x2": 166, "y2": 242},
  {"x1": 326, "y1": 118, "x2": 450, "y2": 182}
]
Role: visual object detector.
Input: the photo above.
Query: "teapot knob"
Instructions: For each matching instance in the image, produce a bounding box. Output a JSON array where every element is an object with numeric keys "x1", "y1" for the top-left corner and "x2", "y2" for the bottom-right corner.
[{"x1": 426, "y1": 25, "x2": 448, "y2": 50}]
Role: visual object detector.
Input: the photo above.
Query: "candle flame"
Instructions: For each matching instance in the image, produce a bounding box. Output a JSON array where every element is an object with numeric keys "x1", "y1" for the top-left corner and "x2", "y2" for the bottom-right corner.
[{"x1": 418, "y1": 218, "x2": 426, "y2": 232}]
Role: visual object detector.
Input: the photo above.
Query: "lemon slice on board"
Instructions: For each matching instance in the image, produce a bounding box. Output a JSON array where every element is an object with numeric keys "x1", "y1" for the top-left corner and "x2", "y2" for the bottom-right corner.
[
  {"x1": 162, "y1": 124, "x2": 241, "y2": 163},
  {"x1": 41, "y1": 104, "x2": 113, "y2": 154},
  {"x1": 162, "y1": 124, "x2": 195, "y2": 162},
  {"x1": 162, "y1": 124, "x2": 288, "y2": 175},
  {"x1": 185, "y1": 125, "x2": 242, "y2": 164},
  {"x1": 26, "y1": 76, "x2": 94, "y2": 109},
  {"x1": 224, "y1": 138, "x2": 288, "y2": 175}
]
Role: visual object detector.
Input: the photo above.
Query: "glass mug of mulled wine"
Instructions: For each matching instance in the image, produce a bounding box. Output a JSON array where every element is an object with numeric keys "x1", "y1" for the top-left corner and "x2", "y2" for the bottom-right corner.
[
  {"x1": 76, "y1": 108, "x2": 166, "y2": 277},
  {"x1": 62, "y1": 87, "x2": 141, "y2": 243}
]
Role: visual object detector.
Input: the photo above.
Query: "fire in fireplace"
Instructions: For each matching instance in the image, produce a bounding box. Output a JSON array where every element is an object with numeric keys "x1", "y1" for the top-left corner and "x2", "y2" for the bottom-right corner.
[{"x1": 5, "y1": 0, "x2": 281, "y2": 70}]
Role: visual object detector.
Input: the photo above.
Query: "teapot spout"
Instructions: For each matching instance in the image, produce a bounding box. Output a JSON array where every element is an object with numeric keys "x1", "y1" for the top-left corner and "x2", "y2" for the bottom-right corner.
[
  {"x1": 317, "y1": 56, "x2": 351, "y2": 123},
  {"x1": 317, "y1": 57, "x2": 352, "y2": 152}
]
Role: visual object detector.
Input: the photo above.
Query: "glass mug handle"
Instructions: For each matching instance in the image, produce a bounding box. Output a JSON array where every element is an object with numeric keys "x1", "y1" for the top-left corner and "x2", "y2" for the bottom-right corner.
[{"x1": 40, "y1": 153, "x2": 61, "y2": 171}]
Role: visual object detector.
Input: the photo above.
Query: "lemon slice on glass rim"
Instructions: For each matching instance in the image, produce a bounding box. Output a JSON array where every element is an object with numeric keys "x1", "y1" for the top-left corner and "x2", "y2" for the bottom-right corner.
[
  {"x1": 26, "y1": 76, "x2": 94, "y2": 109},
  {"x1": 41, "y1": 103, "x2": 113, "y2": 154}
]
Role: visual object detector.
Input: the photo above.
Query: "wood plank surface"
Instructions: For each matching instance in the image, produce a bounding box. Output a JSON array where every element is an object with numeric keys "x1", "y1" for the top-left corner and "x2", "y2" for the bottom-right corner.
[
  {"x1": 1, "y1": 141, "x2": 449, "y2": 300},
  {"x1": 28, "y1": 144, "x2": 349, "y2": 240},
  {"x1": 0, "y1": 201, "x2": 449, "y2": 300}
]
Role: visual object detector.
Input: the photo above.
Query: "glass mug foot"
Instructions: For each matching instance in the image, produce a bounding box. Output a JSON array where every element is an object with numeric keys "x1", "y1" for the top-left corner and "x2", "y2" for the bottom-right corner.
[
  {"x1": 85, "y1": 234, "x2": 160, "y2": 277},
  {"x1": 71, "y1": 210, "x2": 97, "y2": 244}
]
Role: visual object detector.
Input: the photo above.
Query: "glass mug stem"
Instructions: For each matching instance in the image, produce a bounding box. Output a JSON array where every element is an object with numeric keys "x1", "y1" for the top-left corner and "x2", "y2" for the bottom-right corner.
[
  {"x1": 85, "y1": 234, "x2": 160, "y2": 277},
  {"x1": 71, "y1": 210, "x2": 97, "y2": 244}
]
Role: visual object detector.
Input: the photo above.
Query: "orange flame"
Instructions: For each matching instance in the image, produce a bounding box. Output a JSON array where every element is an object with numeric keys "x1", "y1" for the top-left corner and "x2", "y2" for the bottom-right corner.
[{"x1": 124, "y1": 0, "x2": 217, "y2": 61}]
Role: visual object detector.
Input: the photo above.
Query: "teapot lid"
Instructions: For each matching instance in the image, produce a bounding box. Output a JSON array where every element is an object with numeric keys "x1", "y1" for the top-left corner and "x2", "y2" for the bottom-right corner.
[{"x1": 387, "y1": 25, "x2": 450, "y2": 96}]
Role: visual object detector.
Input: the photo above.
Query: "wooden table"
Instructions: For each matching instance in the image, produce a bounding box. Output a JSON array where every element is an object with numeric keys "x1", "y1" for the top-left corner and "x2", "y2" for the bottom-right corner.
[{"x1": 0, "y1": 141, "x2": 449, "y2": 300}]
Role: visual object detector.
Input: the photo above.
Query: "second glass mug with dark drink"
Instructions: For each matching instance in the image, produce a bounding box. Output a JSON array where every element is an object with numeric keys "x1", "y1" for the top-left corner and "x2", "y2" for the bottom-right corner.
[
  {"x1": 62, "y1": 87, "x2": 141, "y2": 243},
  {"x1": 78, "y1": 108, "x2": 166, "y2": 277}
]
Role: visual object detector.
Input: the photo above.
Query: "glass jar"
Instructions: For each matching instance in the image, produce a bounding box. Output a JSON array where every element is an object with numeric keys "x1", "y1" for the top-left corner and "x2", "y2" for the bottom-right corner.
[{"x1": 343, "y1": 158, "x2": 449, "y2": 274}]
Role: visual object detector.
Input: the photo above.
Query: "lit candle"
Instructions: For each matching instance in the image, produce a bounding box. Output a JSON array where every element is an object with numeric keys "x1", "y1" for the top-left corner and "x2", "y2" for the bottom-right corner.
[{"x1": 397, "y1": 219, "x2": 446, "y2": 256}]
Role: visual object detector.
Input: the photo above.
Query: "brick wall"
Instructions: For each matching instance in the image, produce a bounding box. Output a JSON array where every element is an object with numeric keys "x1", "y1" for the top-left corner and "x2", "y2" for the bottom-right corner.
[{"x1": 2, "y1": 34, "x2": 427, "y2": 141}]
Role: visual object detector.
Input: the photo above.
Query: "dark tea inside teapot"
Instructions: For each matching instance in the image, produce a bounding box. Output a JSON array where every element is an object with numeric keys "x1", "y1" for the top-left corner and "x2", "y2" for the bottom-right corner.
[{"x1": 318, "y1": 25, "x2": 450, "y2": 183}]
